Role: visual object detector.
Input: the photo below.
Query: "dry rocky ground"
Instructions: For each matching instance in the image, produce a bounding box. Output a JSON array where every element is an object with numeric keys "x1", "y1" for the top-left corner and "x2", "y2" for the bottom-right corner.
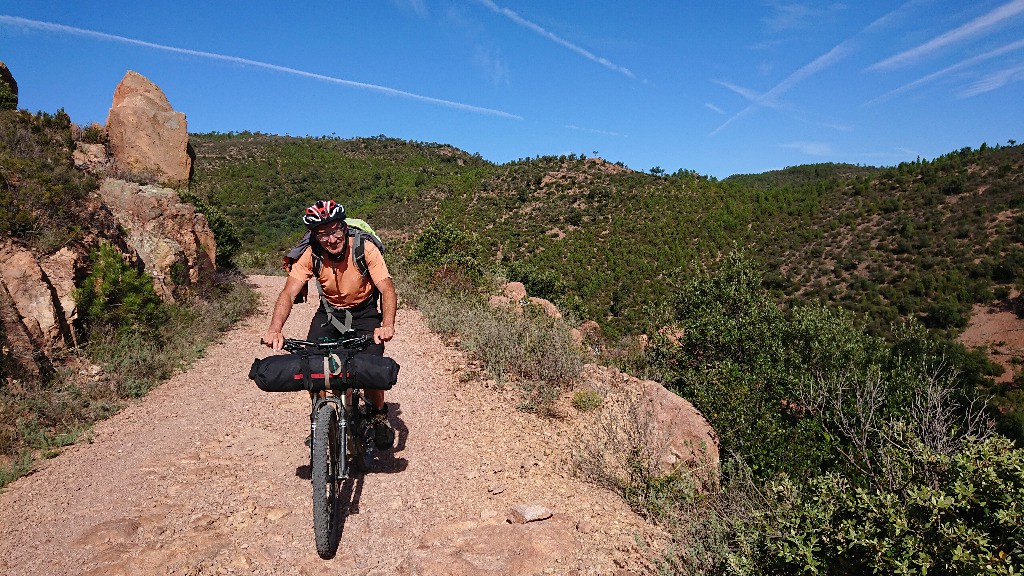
[{"x1": 0, "y1": 275, "x2": 664, "y2": 576}]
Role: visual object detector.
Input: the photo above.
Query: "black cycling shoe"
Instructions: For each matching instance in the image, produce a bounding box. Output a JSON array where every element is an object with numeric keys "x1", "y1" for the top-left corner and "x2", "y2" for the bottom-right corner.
[{"x1": 368, "y1": 403, "x2": 395, "y2": 450}]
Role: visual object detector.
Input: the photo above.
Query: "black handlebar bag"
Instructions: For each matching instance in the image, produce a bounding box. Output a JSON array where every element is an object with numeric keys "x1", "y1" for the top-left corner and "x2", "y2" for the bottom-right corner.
[{"x1": 249, "y1": 350, "x2": 400, "y2": 392}]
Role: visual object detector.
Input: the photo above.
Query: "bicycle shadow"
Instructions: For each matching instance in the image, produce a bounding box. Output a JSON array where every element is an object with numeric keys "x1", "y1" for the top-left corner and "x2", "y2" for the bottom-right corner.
[{"x1": 370, "y1": 401, "x2": 409, "y2": 474}]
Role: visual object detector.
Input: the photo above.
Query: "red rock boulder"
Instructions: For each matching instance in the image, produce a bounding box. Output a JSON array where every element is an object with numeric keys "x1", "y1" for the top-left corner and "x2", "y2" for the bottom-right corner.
[
  {"x1": 98, "y1": 178, "x2": 216, "y2": 301},
  {"x1": 105, "y1": 71, "x2": 191, "y2": 185}
]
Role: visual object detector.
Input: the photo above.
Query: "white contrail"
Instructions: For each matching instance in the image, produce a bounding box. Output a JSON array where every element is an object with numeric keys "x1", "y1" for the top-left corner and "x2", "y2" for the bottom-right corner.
[
  {"x1": 958, "y1": 63, "x2": 1024, "y2": 97},
  {"x1": 867, "y1": 38, "x2": 1024, "y2": 103},
  {"x1": 710, "y1": 43, "x2": 852, "y2": 136},
  {"x1": 708, "y1": 2, "x2": 925, "y2": 137},
  {"x1": 869, "y1": 0, "x2": 1024, "y2": 70},
  {"x1": 0, "y1": 15, "x2": 522, "y2": 120},
  {"x1": 472, "y1": 0, "x2": 636, "y2": 79}
]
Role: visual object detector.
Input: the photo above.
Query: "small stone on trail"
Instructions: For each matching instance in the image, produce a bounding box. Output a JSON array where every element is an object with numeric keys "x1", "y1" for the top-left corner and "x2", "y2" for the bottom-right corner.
[
  {"x1": 488, "y1": 485, "x2": 506, "y2": 495},
  {"x1": 507, "y1": 503, "x2": 553, "y2": 524},
  {"x1": 266, "y1": 508, "x2": 290, "y2": 521},
  {"x1": 576, "y1": 519, "x2": 595, "y2": 534}
]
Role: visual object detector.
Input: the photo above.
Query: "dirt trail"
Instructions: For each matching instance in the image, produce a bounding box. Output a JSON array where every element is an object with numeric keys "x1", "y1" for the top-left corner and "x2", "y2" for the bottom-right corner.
[{"x1": 0, "y1": 275, "x2": 659, "y2": 576}]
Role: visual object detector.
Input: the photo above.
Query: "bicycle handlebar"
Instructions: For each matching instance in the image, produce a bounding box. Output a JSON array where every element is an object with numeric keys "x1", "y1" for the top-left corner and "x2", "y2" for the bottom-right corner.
[{"x1": 261, "y1": 333, "x2": 373, "y2": 352}]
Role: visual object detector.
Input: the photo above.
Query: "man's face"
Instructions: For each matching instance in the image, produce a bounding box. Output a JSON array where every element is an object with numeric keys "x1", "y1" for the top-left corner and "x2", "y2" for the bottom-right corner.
[{"x1": 314, "y1": 222, "x2": 347, "y2": 256}]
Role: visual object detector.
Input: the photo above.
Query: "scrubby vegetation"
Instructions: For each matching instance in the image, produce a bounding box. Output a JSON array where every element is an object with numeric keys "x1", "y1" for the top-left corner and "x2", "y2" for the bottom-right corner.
[
  {"x1": 397, "y1": 222, "x2": 585, "y2": 411},
  {"x1": 618, "y1": 253, "x2": 1023, "y2": 574},
  {"x1": 191, "y1": 133, "x2": 1024, "y2": 436},
  {"x1": 0, "y1": 110, "x2": 257, "y2": 488}
]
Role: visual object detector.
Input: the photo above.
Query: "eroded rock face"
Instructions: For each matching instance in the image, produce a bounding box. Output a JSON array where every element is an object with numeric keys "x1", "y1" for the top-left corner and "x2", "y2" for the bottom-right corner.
[
  {"x1": 98, "y1": 178, "x2": 216, "y2": 301},
  {"x1": 641, "y1": 379, "x2": 719, "y2": 476},
  {"x1": 105, "y1": 71, "x2": 191, "y2": 184},
  {"x1": 0, "y1": 60, "x2": 17, "y2": 110},
  {"x1": 40, "y1": 247, "x2": 86, "y2": 347},
  {"x1": 579, "y1": 363, "x2": 720, "y2": 484},
  {"x1": 0, "y1": 242, "x2": 71, "y2": 354},
  {"x1": 0, "y1": 281, "x2": 41, "y2": 378}
]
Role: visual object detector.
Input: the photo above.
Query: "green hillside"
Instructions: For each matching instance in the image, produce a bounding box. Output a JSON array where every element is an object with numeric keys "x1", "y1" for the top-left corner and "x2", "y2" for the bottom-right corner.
[{"x1": 190, "y1": 133, "x2": 1024, "y2": 341}]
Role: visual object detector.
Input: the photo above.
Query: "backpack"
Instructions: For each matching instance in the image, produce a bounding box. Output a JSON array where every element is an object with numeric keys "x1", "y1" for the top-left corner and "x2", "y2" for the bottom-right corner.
[{"x1": 282, "y1": 218, "x2": 386, "y2": 312}]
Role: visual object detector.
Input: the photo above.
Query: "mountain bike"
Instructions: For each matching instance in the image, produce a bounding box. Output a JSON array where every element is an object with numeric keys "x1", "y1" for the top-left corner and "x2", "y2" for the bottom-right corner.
[{"x1": 278, "y1": 334, "x2": 377, "y2": 559}]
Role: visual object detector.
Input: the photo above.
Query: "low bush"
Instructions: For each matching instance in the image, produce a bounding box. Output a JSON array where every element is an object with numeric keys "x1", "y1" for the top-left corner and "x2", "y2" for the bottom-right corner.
[{"x1": 73, "y1": 241, "x2": 165, "y2": 335}]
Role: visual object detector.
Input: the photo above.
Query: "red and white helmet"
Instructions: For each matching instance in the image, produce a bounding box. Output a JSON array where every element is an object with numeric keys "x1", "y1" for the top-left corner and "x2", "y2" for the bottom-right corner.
[{"x1": 303, "y1": 200, "x2": 346, "y2": 229}]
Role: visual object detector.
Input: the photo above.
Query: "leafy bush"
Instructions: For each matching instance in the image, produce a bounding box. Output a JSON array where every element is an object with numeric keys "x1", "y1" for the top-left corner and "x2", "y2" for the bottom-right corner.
[
  {"x1": 717, "y1": 434, "x2": 1024, "y2": 575},
  {"x1": 408, "y1": 222, "x2": 487, "y2": 290},
  {"x1": 180, "y1": 191, "x2": 241, "y2": 268},
  {"x1": 651, "y1": 251, "x2": 992, "y2": 481},
  {"x1": 0, "y1": 109, "x2": 96, "y2": 246},
  {"x1": 73, "y1": 241, "x2": 165, "y2": 334},
  {"x1": 0, "y1": 80, "x2": 15, "y2": 111}
]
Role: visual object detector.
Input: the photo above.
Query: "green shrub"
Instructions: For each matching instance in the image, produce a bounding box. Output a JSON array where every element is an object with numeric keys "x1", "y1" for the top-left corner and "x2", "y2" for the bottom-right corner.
[
  {"x1": 722, "y1": 434, "x2": 1024, "y2": 575},
  {"x1": 0, "y1": 81, "x2": 16, "y2": 111},
  {"x1": 572, "y1": 389, "x2": 602, "y2": 411},
  {"x1": 73, "y1": 241, "x2": 165, "y2": 334},
  {"x1": 180, "y1": 191, "x2": 241, "y2": 268},
  {"x1": 408, "y1": 222, "x2": 486, "y2": 289}
]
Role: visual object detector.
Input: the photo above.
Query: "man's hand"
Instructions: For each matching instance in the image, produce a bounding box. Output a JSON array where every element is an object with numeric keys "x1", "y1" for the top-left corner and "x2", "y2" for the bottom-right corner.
[
  {"x1": 373, "y1": 325, "x2": 394, "y2": 344},
  {"x1": 262, "y1": 331, "x2": 285, "y2": 351}
]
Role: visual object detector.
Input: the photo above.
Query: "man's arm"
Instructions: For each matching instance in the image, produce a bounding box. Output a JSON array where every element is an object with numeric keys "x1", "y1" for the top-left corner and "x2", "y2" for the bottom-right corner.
[
  {"x1": 263, "y1": 276, "x2": 310, "y2": 350},
  {"x1": 374, "y1": 277, "x2": 397, "y2": 344}
]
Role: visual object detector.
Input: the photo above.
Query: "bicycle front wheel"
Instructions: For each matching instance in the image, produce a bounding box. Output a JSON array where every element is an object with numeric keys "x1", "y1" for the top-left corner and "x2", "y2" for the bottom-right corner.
[{"x1": 311, "y1": 403, "x2": 339, "y2": 558}]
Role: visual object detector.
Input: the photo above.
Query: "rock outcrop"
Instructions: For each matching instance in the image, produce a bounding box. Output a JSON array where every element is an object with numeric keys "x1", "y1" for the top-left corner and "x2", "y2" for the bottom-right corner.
[
  {"x1": 578, "y1": 364, "x2": 719, "y2": 484},
  {"x1": 98, "y1": 179, "x2": 216, "y2": 301},
  {"x1": 489, "y1": 281, "x2": 562, "y2": 319},
  {"x1": 0, "y1": 242, "x2": 73, "y2": 355},
  {"x1": 105, "y1": 71, "x2": 191, "y2": 185},
  {"x1": 0, "y1": 60, "x2": 17, "y2": 110}
]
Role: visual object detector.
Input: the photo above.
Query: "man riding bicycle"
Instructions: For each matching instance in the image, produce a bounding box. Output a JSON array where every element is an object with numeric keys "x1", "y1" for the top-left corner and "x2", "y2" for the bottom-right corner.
[{"x1": 262, "y1": 199, "x2": 397, "y2": 450}]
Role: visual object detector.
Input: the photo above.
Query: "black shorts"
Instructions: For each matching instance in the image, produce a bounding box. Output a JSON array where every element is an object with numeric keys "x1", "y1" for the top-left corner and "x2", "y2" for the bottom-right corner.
[{"x1": 306, "y1": 294, "x2": 385, "y2": 357}]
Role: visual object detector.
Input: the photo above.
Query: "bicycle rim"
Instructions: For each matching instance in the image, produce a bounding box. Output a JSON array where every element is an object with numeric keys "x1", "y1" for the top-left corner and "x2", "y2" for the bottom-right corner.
[{"x1": 311, "y1": 404, "x2": 339, "y2": 558}]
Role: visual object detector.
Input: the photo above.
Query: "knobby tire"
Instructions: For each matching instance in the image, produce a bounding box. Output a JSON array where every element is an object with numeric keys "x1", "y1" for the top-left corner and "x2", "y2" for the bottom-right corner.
[{"x1": 312, "y1": 404, "x2": 339, "y2": 558}]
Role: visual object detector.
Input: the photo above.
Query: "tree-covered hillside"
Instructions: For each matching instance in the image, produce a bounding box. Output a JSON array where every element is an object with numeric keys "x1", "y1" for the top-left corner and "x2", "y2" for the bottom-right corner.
[{"x1": 190, "y1": 133, "x2": 1024, "y2": 342}]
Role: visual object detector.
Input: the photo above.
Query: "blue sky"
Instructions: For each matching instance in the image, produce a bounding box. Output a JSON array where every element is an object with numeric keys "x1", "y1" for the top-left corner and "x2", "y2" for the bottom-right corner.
[{"x1": 1, "y1": 1, "x2": 1022, "y2": 178}]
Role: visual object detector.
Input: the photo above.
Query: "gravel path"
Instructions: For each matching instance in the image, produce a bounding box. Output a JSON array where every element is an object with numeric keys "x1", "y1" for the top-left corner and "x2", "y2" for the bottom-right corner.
[{"x1": 0, "y1": 275, "x2": 661, "y2": 576}]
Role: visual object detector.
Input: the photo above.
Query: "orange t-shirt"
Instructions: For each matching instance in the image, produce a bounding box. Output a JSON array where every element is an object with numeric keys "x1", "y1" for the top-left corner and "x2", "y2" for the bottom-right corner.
[{"x1": 288, "y1": 241, "x2": 391, "y2": 309}]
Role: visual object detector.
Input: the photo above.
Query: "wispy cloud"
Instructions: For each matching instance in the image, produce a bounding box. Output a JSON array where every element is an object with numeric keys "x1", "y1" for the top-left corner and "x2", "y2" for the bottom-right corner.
[
  {"x1": 763, "y1": 2, "x2": 846, "y2": 32},
  {"x1": 472, "y1": 0, "x2": 636, "y2": 79},
  {"x1": 565, "y1": 124, "x2": 627, "y2": 138},
  {"x1": 958, "y1": 63, "x2": 1024, "y2": 97},
  {"x1": 473, "y1": 46, "x2": 511, "y2": 85},
  {"x1": 705, "y1": 103, "x2": 726, "y2": 115},
  {"x1": 710, "y1": 2, "x2": 920, "y2": 137},
  {"x1": 869, "y1": 0, "x2": 1024, "y2": 70},
  {"x1": 391, "y1": 0, "x2": 429, "y2": 18},
  {"x1": 781, "y1": 140, "x2": 834, "y2": 156},
  {"x1": 0, "y1": 14, "x2": 521, "y2": 119},
  {"x1": 868, "y1": 38, "x2": 1024, "y2": 103}
]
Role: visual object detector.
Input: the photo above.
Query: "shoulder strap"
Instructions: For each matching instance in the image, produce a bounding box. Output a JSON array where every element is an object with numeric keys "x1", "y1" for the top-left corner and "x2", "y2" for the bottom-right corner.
[
  {"x1": 310, "y1": 241, "x2": 324, "y2": 276},
  {"x1": 316, "y1": 280, "x2": 353, "y2": 333},
  {"x1": 350, "y1": 232, "x2": 369, "y2": 277}
]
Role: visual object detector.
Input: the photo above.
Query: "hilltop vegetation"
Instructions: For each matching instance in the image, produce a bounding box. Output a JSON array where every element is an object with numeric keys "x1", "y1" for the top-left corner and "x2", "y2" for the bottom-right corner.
[
  {"x1": 189, "y1": 132, "x2": 1024, "y2": 437},
  {"x1": 191, "y1": 133, "x2": 1024, "y2": 342}
]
